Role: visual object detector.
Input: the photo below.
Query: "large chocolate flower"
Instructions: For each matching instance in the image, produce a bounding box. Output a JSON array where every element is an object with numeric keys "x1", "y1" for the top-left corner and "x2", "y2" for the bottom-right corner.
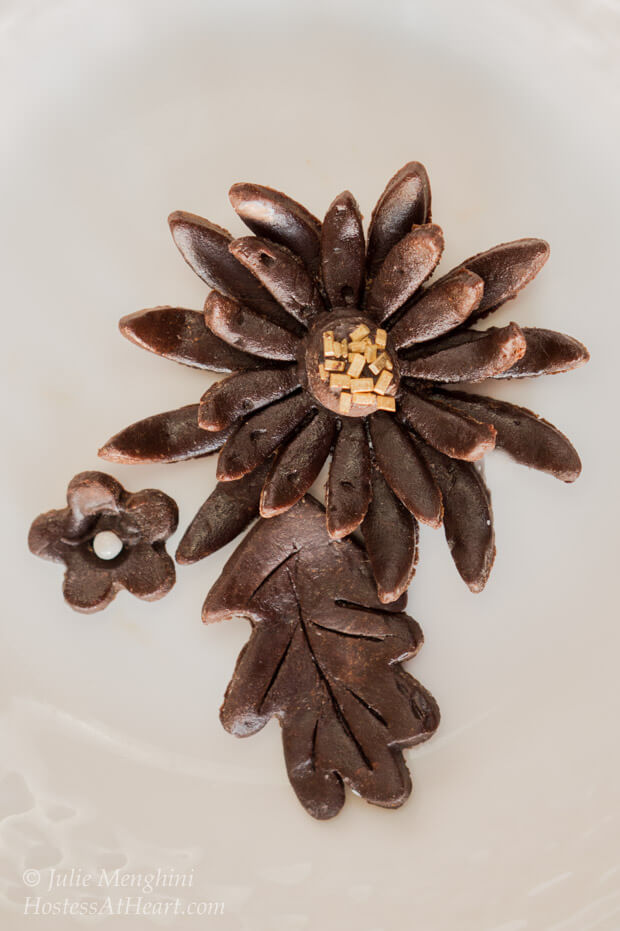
[
  {"x1": 100, "y1": 162, "x2": 589, "y2": 602},
  {"x1": 29, "y1": 472, "x2": 178, "y2": 612}
]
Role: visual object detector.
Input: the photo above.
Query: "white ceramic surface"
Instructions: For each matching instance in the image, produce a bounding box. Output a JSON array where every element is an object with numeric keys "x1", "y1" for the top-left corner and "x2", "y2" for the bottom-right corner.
[{"x1": 1, "y1": 1, "x2": 619, "y2": 928}]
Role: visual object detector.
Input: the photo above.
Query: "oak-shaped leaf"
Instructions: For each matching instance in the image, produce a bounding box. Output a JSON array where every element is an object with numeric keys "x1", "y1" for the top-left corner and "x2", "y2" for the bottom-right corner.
[{"x1": 203, "y1": 496, "x2": 440, "y2": 820}]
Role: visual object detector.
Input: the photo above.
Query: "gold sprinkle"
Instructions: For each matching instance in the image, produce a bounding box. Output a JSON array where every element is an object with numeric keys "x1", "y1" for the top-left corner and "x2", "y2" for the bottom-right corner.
[
  {"x1": 319, "y1": 364, "x2": 328, "y2": 383},
  {"x1": 374, "y1": 370, "x2": 393, "y2": 395},
  {"x1": 347, "y1": 353, "x2": 366, "y2": 378},
  {"x1": 340, "y1": 339, "x2": 348, "y2": 357},
  {"x1": 365, "y1": 344, "x2": 377, "y2": 364},
  {"x1": 375, "y1": 328, "x2": 387, "y2": 349},
  {"x1": 354, "y1": 392, "x2": 377, "y2": 406},
  {"x1": 330, "y1": 373, "x2": 351, "y2": 389},
  {"x1": 369, "y1": 352, "x2": 391, "y2": 375},
  {"x1": 350, "y1": 377, "x2": 375, "y2": 393},
  {"x1": 385, "y1": 357, "x2": 393, "y2": 371},
  {"x1": 376, "y1": 395, "x2": 396, "y2": 412},
  {"x1": 348, "y1": 340, "x2": 367, "y2": 352},
  {"x1": 349, "y1": 323, "x2": 370, "y2": 342},
  {"x1": 323, "y1": 331, "x2": 335, "y2": 356},
  {"x1": 324, "y1": 359, "x2": 345, "y2": 371},
  {"x1": 339, "y1": 391, "x2": 352, "y2": 414}
]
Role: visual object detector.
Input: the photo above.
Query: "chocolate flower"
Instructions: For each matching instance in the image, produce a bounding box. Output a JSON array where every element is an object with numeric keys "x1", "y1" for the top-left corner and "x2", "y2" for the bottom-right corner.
[
  {"x1": 100, "y1": 162, "x2": 589, "y2": 602},
  {"x1": 28, "y1": 472, "x2": 178, "y2": 613}
]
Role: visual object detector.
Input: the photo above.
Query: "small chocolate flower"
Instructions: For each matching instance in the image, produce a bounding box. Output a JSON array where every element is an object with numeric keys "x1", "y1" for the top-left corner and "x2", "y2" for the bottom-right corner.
[{"x1": 28, "y1": 472, "x2": 178, "y2": 613}]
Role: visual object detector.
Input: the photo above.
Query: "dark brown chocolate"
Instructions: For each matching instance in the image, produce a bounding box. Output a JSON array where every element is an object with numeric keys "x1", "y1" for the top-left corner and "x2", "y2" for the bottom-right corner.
[
  {"x1": 321, "y1": 191, "x2": 365, "y2": 309},
  {"x1": 326, "y1": 420, "x2": 372, "y2": 539},
  {"x1": 367, "y1": 225, "x2": 444, "y2": 324},
  {"x1": 399, "y1": 389, "x2": 497, "y2": 462},
  {"x1": 400, "y1": 322, "x2": 526, "y2": 383},
  {"x1": 389, "y1": 270, "x2": 484, "y2": 350},
  {"x1": 29, "y1": 472, "x2": 177, "y2": 613},
  {"x1": 198, "y1": 367, "x2": 300, "y2": 432},
  {"x1": 367, "y1": 161, "x2": 432, "y2": 275},
  {"x1": 361, "y1": 467, "x2": 419, "y2": 604},
  {"x1": 203, "y1": 291, "x2": 301, "y2": 361},
  {"x1": 203, "y1": 496, "x2": 439, "y2": 819}
]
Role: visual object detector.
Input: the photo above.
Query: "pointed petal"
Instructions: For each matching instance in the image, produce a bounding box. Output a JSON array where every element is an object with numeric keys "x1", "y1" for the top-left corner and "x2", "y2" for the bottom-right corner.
[
  {"x1": 401, "y1": 322, "x2": 526, "y2": 383},
  {"x1": 367, "y1": 161, "x2": 432, "y2": 276},
  {"x1": 120, "y1": 307, "x2": 263, "y2": 372},
  {"x1": 390, "y1": 270, "x2": 484, "y2": 349},
  {"x1": 216, "y1": 392, "x2": 316, "y2": 481},
  {"x1": 498, "y1": 327, "x2": 590, "y2": 378},
  {"x1": 369, "y1": 413, "x2": 442, "y2": 526},
  {"x1": 229, "y1": 182, "x2": 322, "y2": 274},
  {"x1": 429, "y1": 389, "x2": 582, "y2": 481},
  {"x1": 168, "y1": 210, "x2": 293, "y2": 328},
  {"x1": 198, "y1": 368, "x2": 300, "y2": 432},
  {"x1": 451, "y1": 238, "x2": 550, "y2": 320},
  {"x1": 229, "y1": 236, "x2": 325, "y2": 326},
  {"x1": 203, "y1": 291, "x2": 301, "y2": 361},
  {"x1": 176, "y1": 460, "x2": 272, "y2": 564},
  {"x1": 417, "y1": 441, "x2": 495, "y2": 592},
  {"x1": 367, "y1": 225, "x2": 444, "y2": 325},
  {"x1": 99, "y1": 404, "x2": 233, "y2": 464},
  {"x1": 399, "y1": 389, "x2": 496, "y2": 461},
  {"x1": 361, "y1": 467, "x2": 419, "y2": 604},
  {"x1": 321, "y1": 191, "x2": 365, "y2": 309},
  {"x1": 260, "y1": 410, "x2": 336, "y2": 517},
  {"x1": 326, "y1": 420, "x2": 371, "y2": 539}
]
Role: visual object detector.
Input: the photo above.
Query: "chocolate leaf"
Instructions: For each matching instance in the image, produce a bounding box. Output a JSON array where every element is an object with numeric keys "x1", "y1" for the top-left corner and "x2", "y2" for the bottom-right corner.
[
  {"x1": 99, "y1": 404, "x2": 233, "y2": 464},
  {"x1": 326, "y1": 419, "x2": 372, "y2": 539},
  {"x1": 198, "y1": 368, "x2": 300, "y2": 432},
  {"x1": 367, "y1": 225, "x2": 444, "y2": 324},
  {"x1": 176, "y1": 460, "x2": 272, "y2": 564},
  {"x1": 497, "y1": 327, "x2": 590, "y2": 378},
  {"x1": 369, "y1": 413, "x2": 443, "y2": 527},
  {"x1": 260, "y1": 410, "x2": 336, "y2": 517},
  {"x1": 430, "y1": 389, "x2": 582, "y2": 481},
  {"x1": 450, "y1": 238, "x2": 550, "y2": 320},
  {"x1": 367, "y1": 162, "x2": 432, "y2": 276},
  {"x1": 168, "y1": 211, "x2": 294, "y2": 329},
  {"x1": 321, "y1": 191, "x2": 365, "y2": 309},
  {"x1": 203, "y1": 291, "x2": 301, "y2": 361},
  {"x1": 416, "y1": 441, "x2": 495, "y2": 592},
  {"x1": 400, "y1": 322, "x2": 526, "y2": 383},
  {"x1": 389, "y1": 270, "x2": 484, "y2": 349},
  {"x1": 361, "y1": 467, "x2": 419, "y2": 604},
  {"x1": 120, "y1": 307, "x2": 263, "y2": 372},
  {"x1": 399, "y1": 389, "x2": 496, "y2": 461},
  {"x1": 216, "y1": 392, "x2": 316, "y2": 481},
  {"x1": 203, "y1": 497, "x2": 439, "y2": 819},
  {"x1": 229, "y1": 237, "x2": 325, "y2": 326},
  {"x1": 229, "y1": 182, "x2": 322, "y2": 275}
]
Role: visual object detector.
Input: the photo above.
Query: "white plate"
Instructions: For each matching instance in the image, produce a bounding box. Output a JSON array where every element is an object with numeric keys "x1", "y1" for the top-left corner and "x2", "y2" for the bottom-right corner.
[{"x1": 1, "y1": 1, "x2": 618, "y2": 928}]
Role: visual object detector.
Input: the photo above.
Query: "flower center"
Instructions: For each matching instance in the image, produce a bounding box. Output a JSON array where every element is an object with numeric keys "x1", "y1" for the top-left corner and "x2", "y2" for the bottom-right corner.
[
  {"x1": 92, "y1": 530, "x2": 123, "y2": 560},
  {"x1": 304, "y1": 311, "x2": 399, "y2": 417}
]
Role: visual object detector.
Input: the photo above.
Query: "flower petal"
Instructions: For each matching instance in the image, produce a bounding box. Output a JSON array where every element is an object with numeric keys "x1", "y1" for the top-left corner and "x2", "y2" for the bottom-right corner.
[
  {"x1": 361, "y1": 467, "x2": 419, "y2": 604},
  {"x1": 216, "y1": 392, "x2": 316, "y2": 481},
  {"x1": 168, "y1": 211, "x2": 293, "y2": 327},
  {"x1": 198, "y1": 369, "x2": 301, "y2": 432},
  {"x1": 119, "y1": 543, "x2": 176, "y2": 600},
  {"x1": 62, "y1": 550, "x2": 116, "y2": 613},
  {"x1": 176, "y1": 460, "x2": 273, "y2": 564},
  {"x1": 119, "y1": 307, "x2": 263, "y2": 372},
  {"x1": 321, "y1": 191, "x2": 365, "y2": 309},
  {"x1": 417, "y1": 441, "x2": 495, "y2": 592},
  {"x1": 260, "y1": 410, "x2": 336, "y2": 517},
  {"x1": 399, "y1": 389, "x2": 496, "y2": 461},
  {"x1": 390, "y1": 269, "x2": 484, "y2": 349},
  {"x1": 229, "y1": 237, "x2": 325, "y2": 326},
  {"x1": 367, "y1": 162, "x2": 432, "y2": 276},
  {"x1": 369, "y1": 413, "x2": 442, "y2": 527},
  {"x1": 451, "y1": 238, "x2": 550, "y2": 321},
  {"x1": 367, "y1": 225, "x2": 444, "y2": 325},
  {"x1": 203, "y1": 291, "x2": 301, "y2": 361},
  {"x1": 498, "y1": 327, "x2": 590, "y2": 378},
  {"x1": 429, "y1": 389, "x2": 582, "y2": 481},
  {"x1": 229, "y1": 182, "x2": 322, "y2": 275},
  {"x1": 121, "y1": 489, "x2": 179, "y2": 543},
  {"x1": 326, "y1": 419, "x2": 371, "y2": 539},
  {"x1": 28, "y1": 509, "x2": 69, "y2": 563},
  {"x1": 99, "y1": 404, "x2": 233, "y2": 464},
  {"x1": 400, "y1": 322, "x2": 526, "y2": 383}
]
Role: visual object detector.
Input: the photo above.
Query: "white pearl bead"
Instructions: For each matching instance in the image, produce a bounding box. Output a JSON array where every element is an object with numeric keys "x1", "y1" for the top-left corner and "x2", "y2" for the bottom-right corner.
[{"x1": 93, "y1": 530, "x2": 123, "y2": 560}]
